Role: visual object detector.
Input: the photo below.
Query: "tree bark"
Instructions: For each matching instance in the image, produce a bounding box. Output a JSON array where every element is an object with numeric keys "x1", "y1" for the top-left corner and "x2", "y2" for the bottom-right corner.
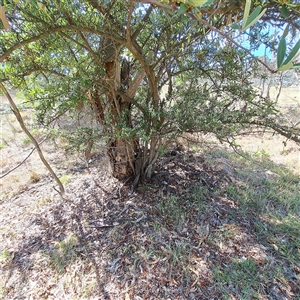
[{"x1": 103, "y1": 42, "x2": 136, "y2": 179}]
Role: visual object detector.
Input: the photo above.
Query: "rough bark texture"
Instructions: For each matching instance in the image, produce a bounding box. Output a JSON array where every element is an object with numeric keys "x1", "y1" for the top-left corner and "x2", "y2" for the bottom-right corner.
[
  {"x1": 108, "y1": 138, "x2": 135, "y2": 180},
  {"x1": 104, "y1": 48, "x2": 137, "y2": 180}
]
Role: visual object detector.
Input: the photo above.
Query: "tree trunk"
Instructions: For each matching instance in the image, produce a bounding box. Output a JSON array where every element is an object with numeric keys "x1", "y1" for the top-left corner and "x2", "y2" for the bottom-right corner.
[
  {"x1": 101, "y1": 41, "x2": 159, "y2": 181},
  {"x1": 104, "y1": 47, "x2": 137, "y2": 179},
  {"x1": 108, "y1": 137, "x2": 135, "y2": 180}
]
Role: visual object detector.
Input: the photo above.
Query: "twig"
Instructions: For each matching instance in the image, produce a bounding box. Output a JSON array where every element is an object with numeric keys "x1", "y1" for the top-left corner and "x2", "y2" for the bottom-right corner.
[
  {"x1": 89, "y1": 215, "x2": 147, "y2": 228},
  {"x1": 0, "y1": 136, "x2": 47, "y2": 179}
]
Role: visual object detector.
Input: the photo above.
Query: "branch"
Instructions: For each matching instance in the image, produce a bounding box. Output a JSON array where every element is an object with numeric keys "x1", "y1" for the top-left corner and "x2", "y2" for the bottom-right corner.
[
  {"x1": 0, "y1": 68, "x2": 66, "y2": 83},
  {"x1": 115, "y1": 90, "x2": 147, "y2": 116},
  {"x1": 126, "y1": 69, "x2": 146, "y2": 98},
  {"x1": 136, "y1": 0, "x2": 171, "y2": 10},
  {"x1": 0, "y1": 83, "x2": 65, "y2": 195},
  {"x1": 136, "y1": 0, "x2": 278, "y2": 74},
  {"x1": 131, "y1": 5, "x2": 154, "y2": 41},
  {"x1": 78, "y1": 31, "x2": 103, "y2": 67},
  {"x1": 0, "y1": 25, "x2": 126, "y2": 63},
  {"x1": 225, "y1": 119, "x2": 300, "y2": 143},
  {"x1": 255, "y1": 121, "x2": 300, "y2": 143},
  {"x1": 126, "y1": 40, "x2": 159, "y2": 112},
  {"x1": 0, "y1": 136, "x2": 47, "y2": 178},
  {"x1": 126, "y1": 0, "x2": 135, "y2": 41},
  {"x1": 186, "y1": 14, "x2": 277, "y2": 73}
]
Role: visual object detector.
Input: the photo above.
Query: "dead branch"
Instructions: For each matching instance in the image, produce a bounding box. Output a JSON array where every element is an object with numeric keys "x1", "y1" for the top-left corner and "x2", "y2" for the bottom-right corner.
[
  {"x1": 0, "y1": 83, "x2": 65, "y2": 195},
  {"x1": 0, "y1": 136, "x2": 47, "y2": 179}
]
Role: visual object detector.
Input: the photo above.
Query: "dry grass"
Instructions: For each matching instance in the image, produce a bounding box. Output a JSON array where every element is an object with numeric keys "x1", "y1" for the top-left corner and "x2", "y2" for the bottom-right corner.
[
  {"x1": 1, "y1": 147, "x2": 299, "y2": 299},
  {"x1": 0, "y1": 86, "x2": 299, "y2": 299}
]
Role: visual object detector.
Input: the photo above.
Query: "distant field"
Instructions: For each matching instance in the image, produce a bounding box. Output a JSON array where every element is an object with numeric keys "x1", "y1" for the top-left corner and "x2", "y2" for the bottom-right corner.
[
  {"x1": 236, "y1": 85, "x2": 300, "y2": 174},
  {"x1": 1, "y1": 85, "x2": 299, "y2": 197}
]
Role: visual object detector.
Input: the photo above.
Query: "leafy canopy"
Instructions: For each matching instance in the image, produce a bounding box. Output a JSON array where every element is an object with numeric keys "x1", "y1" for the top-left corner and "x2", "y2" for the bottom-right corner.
[{"x1": 0, "y1": 0, "x2": 299, "y2": 179}]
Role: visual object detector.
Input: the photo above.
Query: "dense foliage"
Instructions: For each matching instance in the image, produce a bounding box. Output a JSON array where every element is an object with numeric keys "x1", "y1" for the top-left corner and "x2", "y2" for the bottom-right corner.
[{"x1": 0, "y1": 0, "x2": 299, "y2": 182}]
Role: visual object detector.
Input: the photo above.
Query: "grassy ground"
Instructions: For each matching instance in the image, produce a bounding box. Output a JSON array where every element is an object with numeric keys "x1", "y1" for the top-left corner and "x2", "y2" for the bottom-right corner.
[
  {"x1": 0, "y1": 145, "x2": 299, "y2": 299},
  {"x1": 0, "y1": 86, "x2": 299, "y2": 299}
]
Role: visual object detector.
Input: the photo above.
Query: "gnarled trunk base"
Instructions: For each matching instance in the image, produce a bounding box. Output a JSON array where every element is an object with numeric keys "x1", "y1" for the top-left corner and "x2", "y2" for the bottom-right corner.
[{"x1": 108, "y1": 139, "x2": 135, "y2": 180}]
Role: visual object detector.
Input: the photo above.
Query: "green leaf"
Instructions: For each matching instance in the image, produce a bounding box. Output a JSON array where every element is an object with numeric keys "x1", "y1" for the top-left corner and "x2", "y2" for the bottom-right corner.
[
  {"x1": 242, "y1": 0, "x2": 251, "y2": 30},
  {"x1": 187, "y1": 0, "x2": 215, "y2": 7},
  {"x1": 286, "y1": 3, "x2": 298, "y2": 8},
  {"x1": 292, "y1": 63, "x2": 300, "y2": 69},
  {"x1": 29, "y1": 0, "x2": 38, "y2": 7},
  {"x1": 282, "y1": 24, "x2": 289, "y2": 39},
  {"x1": 243, "y1": 6, "x2": 267, "y2": 31},
  {"x1": 278, "y1": 62, "x2": 293, "y2": 71},
  {"x1": 180, "y1": 13, "x2": 189, "y2": 23},
  {"x1": 282, "y1": 39, "x2": 300, "y2": 66},
  {"x1": 277, "y1": 38, "x2": 286, "y2": 69},
  {"x1": 230, "y1": 23, "x2": 239, "y2": 30},
  {"x1": 281, "y1": 5, "x2": 289, "y2": 18},
  {"x1": 178, "y1": 3, "x2": 189, "y2": 15}
]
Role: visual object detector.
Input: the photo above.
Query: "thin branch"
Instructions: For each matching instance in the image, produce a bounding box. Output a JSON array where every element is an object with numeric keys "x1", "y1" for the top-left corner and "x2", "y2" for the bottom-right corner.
[
  {"x1": 126, "y1": 39, "x2": 159, "y2": 111},
  {"x1": 78, "y1": 31, "x2": 103, "y2": 67},
  {"x1": 115, "y1": 90, "x2": 147, "y2": 115},
  {"x1": 136, "y1": 0, "x2": 278, "y2": 73},
  {"x1": 226, "y1": 119, "x2": 300, "y2": 143},
  {"x1": 136, "y1": 0, "x2": 170, "y2": 11},
  {"x1": 185, "y1": 13, "x2": 277, "y2": 73},
  {"x1": 126, "y1": 0, "x2": 135, "y2": 41},
  {"x1": 131, "y1": 5, "x2": 154, "y2": 41},
  {"x1": 0, "y1": 136, "x2": 47, "y2": 178},
  {"x1": 0, "y1": 83, "x2": 65, "y2": 195},
  {"x1": 0, "y1": 67, "x2": 66, "y2": 83},
  {"x1": 0, "y1": 25, "x2": 126, "y2": 63}
]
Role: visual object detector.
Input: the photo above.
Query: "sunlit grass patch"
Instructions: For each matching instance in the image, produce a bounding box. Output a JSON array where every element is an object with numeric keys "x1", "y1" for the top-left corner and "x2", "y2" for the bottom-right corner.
[
  {"x1": 22, "y1": 136, "x2": 32, "y2": 145},
  {"x1": 261, "y1": 213, "x2": 300, "y2": 263},
  {"x1": 218, "y1": 150, "x2": 300, "y2": 216},
  {"x1": 214, "y1": 258, "x2": 261, "y2": 299},
  {"x1": 156, "y1": 184, "x2": 210, "y2": 223},
  {"x1": 38, "y1": 197, "x2": 52, "y2": 207},
  {"x1": 0, "y1": 249, "x2": 11, "y2": 262},
  {"x1": 1, "y1": 139, "x2": 299, "y2": 299},
  {"x1": 59, "y1": 174, "x2": 70, "y2": 185}
]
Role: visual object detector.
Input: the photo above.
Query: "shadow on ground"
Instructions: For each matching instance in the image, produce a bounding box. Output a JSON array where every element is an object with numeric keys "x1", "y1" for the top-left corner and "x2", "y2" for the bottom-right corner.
[{"x1": 1, "y1": 150, "x2": 299, "y2": 299}]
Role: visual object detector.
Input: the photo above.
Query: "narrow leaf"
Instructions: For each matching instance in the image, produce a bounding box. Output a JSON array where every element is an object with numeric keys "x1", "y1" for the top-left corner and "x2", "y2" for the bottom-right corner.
[
  {"x1": 192, "y1": 0, "x2": 215, "y2": 7},
  {"x1": 282, "y1": 24, "x2": 289, "y2": 39},
  {"x1": 277, "y1": 38, "x2": 286, "y2": 69},
  {"x1": 292, "y1": 63, "x2": 300, "y2": 69},
  {"x1": 244, "y1": 7, "x2": 267, "y2": 30},
  {"x1": 242, "y1": 0, "x2": 251, "y2": 30},
  {"x1": 283, "y1": 40, "x2": 300, "y2": 66},
  {"x1": 281, "y1": 6, "x2": 289, "y2": 18},
  {"x1": 286, "y1": 3, "x2": 297, "y2": 8},
  {"x1": 278, "y1": 62, "x2": 293, "y2": 71},
  {"x1": 178, "y1": 3, "x2": 189, "y2": 15},
  {"x1": 230, "y1": 23, "x2": 239, "y2": 30}
]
